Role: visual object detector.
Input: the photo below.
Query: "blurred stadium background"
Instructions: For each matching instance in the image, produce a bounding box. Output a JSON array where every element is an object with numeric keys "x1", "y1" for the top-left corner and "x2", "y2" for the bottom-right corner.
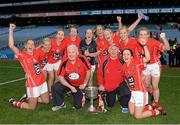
[
  {"x1": 0, "y1": 0, "x2": 180, "y2": 64},
  {"x1": 0, "y1": 0, "x2": 180, "y2": 124}
]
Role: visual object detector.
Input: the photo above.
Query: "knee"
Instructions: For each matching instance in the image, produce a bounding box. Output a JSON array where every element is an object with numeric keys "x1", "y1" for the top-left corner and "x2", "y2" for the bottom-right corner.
[
  {"x1": 129, "y1": 109, "x2": 134, "y2": 115},
  {"x1": 43, "y1": 99, "x2": 49, "y2": 104},
  {"x1": 129, "y1": 111, "x2": 134, "y2": 116},
  {"x1": 134, "y1": 114, "x2": 143, "y2": 119},
  {"x1": 29, "y1": 106, "x2": 36, "y2": 111},
  {"x1": 152, "y1": 85, "x2": 159, "y2": 90}
]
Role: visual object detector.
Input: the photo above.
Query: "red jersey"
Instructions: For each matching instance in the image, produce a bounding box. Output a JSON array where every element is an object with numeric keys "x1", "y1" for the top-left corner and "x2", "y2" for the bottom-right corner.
[
  {"x1": 123, "y1": 59, "x2": 146, "y2": 92},
  {"x1": 48, "y1": 38, "x2": 65, "y2": 64},
  {"x1": 96, "y1": 37, "x2": 110, "y2": 63},
  {"x1": 63, "y1": 35, "x2": 82, "y2": 58},
  {"x1": 119, "y1": 38, "x2": 143, "y2": 59},
  {"x1": 113, "y1": 32, "x2": 121, "y2": 47},
  {"x1": 57, "y1": 55, "x2": 91, "y2": 87},
  {"x1": 64, "y1": 35, "x2": 81, "y2": 49},
  {"x1": 33, "y1": 47, "x2": 48, "y2": 68},
  {"x1": 17, "y1": 51, "x2": 46, "y2": 87},
  {"x1": 98, "y1": 56, "x2": 124, "y2": 92},
  {"x1": 141, "y1": 38, "x2": 165, "y2": 64}
]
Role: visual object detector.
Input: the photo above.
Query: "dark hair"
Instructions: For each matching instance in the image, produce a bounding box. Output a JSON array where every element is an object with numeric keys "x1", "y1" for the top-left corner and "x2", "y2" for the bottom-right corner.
[
  {"x1": 69, "y1": 25, "x2": 78, "y2": 33},
  {"x1": 123, "y1": 48, "x2": 133, "y2": 56}
]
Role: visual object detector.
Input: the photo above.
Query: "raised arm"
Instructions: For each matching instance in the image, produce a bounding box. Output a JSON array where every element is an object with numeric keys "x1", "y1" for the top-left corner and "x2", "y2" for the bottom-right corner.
[
  {"x1": 9, "y1": 24, "x2": 19, "y2": 56},
  {"x1": 117, "y1": 16, "x2": 122, "y2": 30},
  {"x1": 160, "y1": 32, "x2": 170, "y2": 51},
  {"x1": 128, "y1": 13, "x2": 143, "y2": 32}
]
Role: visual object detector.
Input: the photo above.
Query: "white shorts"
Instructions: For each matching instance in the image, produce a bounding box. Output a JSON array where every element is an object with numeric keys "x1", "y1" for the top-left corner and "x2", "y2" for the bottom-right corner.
[
  {"x1": 130, "y1": 91, "x2": 148, "y2": 107},
  {"x1": 27, "y1": 82, "x2": 48, "y2": 98},
  {"x1": 91, "y1": 65, "x2": 96, "y2": 72},
  {"x1": 143, "y1": 62, "x2": 160, "y2": 77},
  {"x1": 46, "y1": 60, "x2": 61, "y2": 71}
]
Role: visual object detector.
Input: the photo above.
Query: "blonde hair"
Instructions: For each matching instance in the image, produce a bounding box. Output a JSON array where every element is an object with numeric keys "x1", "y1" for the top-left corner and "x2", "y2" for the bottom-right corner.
[
  {"x1": 119, "y1": 26, "x2": 129, "y2": 33},
  {"x1": 138, "y1": 27, "x2": 150, "y2": 36},
  {"x1": 67, "y1": 44, "x2": 79, "y2": 55},
  {"x1": 104, "y1": 28, "x2": 113, "y2": 34},
  {"x1": 42, "y1": 37, "x2": 51, "y2": 44}
]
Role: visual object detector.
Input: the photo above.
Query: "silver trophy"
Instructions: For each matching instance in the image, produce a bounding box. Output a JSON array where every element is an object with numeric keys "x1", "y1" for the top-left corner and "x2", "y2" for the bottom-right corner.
[{"x1": 85, "y1": 86, "x2": 98, "y2": 112}]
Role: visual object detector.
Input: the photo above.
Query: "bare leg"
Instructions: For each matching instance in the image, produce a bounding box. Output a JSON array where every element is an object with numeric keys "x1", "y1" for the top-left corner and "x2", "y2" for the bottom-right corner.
[
  {"x1": 128, "y1": 101, "x2": 135, "y2": 115},
  {"x1": 134, "y1": 106, "x2": 159, "y2": 119},
  {"x1": 21, "y1": 97, "x2": 38, "y2": 110},
  {"x1": 152, "y1": 76, "x2": 160, "y2": 102},
  {"x1": 38, "y1": 92, "x2": 49, "y2": 104},
  {"x1": 47, "y1": 71, "x2": 54, "y2": 93}
]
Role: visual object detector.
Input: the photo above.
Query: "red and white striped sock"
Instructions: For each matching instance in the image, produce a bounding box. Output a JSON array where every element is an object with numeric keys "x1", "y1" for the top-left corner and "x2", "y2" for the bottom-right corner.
[
  {"x1": 12, "y1": 101, "x2": 24, "y2": 108},
  {"x1": 144, "y1": 104, "x2": 153, "y2": 111},
  {"x1": 150, "y1": 109, "x2": 159, "y2": 117}
]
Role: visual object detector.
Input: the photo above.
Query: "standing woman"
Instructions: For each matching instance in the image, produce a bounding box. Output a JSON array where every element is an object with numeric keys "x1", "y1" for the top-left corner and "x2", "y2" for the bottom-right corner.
[
  {"x1": 46, "y1": 29, "x2": 66, "y2": 96},
  {"x1": 122, "y1": 40, "x2": 166, "y2": 119},
  {"x1": 137, "y1": 28, "x2": 170, "y2": 108},
  {"x1": 34, "y1": 37, "x2": 51, "y2": 78},
  {"x1": 80, "y1": 29, "x2": 99, "y2": 86},
  {"x1": 8, "y1": 24, "x2": 49, "y2": 110}
]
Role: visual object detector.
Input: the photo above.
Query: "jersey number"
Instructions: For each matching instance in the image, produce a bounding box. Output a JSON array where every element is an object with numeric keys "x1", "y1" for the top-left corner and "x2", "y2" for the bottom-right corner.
[
  {"x1": 128, "y1": 76, "x2": 135, "y2": 88},
  {"x1": 53, "y1": 53, "x2": 60, "y2": 60},
  {"x1": 33, "y1": 63, "x2": 41, "y2": 75}
]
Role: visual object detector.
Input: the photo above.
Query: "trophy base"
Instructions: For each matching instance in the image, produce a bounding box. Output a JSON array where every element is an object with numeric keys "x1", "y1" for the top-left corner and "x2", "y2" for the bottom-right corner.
[{"x1": 88, "y1": 106, "x2": 96, "y2": 112}]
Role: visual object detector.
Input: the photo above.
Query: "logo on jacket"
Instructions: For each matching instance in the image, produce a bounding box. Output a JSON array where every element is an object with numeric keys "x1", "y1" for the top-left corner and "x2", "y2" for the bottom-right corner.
[{"x1": 68, "y1": 72, "x2": 80, "y2": 80}]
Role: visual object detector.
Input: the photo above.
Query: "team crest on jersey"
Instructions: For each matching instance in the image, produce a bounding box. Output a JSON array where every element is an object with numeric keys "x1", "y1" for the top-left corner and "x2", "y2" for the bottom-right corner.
[{"x1": 68, "y1": 72, "x2": 80, "y2": 80}]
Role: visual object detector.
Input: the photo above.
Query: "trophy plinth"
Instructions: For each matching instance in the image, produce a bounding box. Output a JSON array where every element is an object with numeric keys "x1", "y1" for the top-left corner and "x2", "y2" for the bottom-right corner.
[{"x1": 85, "y1": 86, "x2": 98, "y2": 112}]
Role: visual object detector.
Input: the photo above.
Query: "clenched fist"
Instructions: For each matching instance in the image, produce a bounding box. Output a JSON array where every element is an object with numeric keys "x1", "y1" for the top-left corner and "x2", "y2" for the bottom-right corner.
[{"x1": 9, "y1": 23, "x2": 16, "y2": 30}]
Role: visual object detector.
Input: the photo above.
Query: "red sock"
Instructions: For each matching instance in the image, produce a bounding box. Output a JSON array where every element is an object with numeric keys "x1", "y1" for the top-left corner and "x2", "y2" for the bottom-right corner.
[
  {"x1": 144, "y1": 105, "x2": 153, "y2": 111},
  {"x1": 152, "y1": 101, "x2": 160, "y2": 107},
  {"x1": 150, "y1": 109, "x2": 158, "y2": 117},
  {"x1": 13, "y1": 101, "x2": 24, "y2": 108}
]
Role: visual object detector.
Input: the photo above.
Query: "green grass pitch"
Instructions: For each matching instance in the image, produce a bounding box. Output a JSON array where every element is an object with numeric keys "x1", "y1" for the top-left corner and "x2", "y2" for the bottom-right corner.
[{"x1": 0, "y1": 61, "x2": 180, "y2": 124}]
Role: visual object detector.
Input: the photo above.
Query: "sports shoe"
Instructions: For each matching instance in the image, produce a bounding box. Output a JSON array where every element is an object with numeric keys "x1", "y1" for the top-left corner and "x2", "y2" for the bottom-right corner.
[
  {"x1": 19, "y1": 94, "x2": 27, "y2": 102},
  {"x1": 52, "y1": 103, "x2": 66, "y2": 111},
  {"x1": 122, "y1": 108, "x2": 129, "y2": 113},
  {"x1": 9, "y1": 98, "x2": 15, "y2": 104}
]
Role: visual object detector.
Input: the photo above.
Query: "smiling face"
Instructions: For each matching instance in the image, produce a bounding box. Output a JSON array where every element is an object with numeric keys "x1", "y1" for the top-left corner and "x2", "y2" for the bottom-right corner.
[
  {"x1": 119, "y1": 27, "x2": 129, "y2": 42},
  {"x1": 85, "y1": 29, "x2": 93, "y2": 41},
  {"x1": 123, "y1": 49, "x2": 133, "y2": 63},
  {"x1": 138, "y1": 29, "x2": 150, "y2": 43},
  {"x1": 104, "y1": 29, "x2": 113, "y2": 43},
  {"x1": 96, "y1": 25, "x2": 104, "y2": 38},
  {"x1": 25, "y1": 40, "x2": 35, "y2": 54},
  {"x1": 70, "y1": 27, "x2": 78, "y2": 39},
  {"x1": 108, "y1": 45, "x2": 119, "y2": 59},
  {"x1": 42, "y1": 38, "x2": 51, "y2": 53},
  {"x1": 56, "y1": 30, "x2": 64, "y2": 42},
  {"x1": 67, "y1": 44, "x2": 79, "y2": 62}
]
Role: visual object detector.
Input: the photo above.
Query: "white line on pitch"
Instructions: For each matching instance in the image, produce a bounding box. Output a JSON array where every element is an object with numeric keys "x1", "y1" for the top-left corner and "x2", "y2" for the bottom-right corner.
[
  {"x1": 0, "y1": 66, "x2": 22, "y2": 69},
  {"x1": 0, "y1": 77, "x2": 25, "y2": 86},
  {"x1": 161, "y1": 75, "x2": 180, "y2": 78}
]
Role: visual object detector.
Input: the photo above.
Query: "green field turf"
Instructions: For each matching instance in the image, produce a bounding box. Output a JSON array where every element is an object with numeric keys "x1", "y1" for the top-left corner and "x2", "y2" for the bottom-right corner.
[{"x1": 0, "y1": 61, "x2": 180, "y2": 124}]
